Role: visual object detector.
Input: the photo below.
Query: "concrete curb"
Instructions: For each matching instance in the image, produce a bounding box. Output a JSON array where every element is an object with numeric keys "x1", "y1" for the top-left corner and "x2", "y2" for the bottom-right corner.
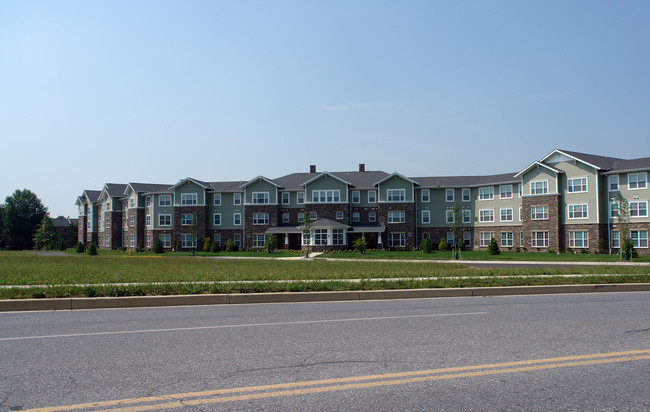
[{"x1": 1, "y1": 284, "x2": 649, "y2": 312}]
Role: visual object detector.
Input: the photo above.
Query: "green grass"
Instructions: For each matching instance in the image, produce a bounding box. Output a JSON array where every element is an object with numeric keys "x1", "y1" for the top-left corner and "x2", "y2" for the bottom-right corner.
[{"x1": 0, "y1": 251, "x2": 648, "y2": 299}]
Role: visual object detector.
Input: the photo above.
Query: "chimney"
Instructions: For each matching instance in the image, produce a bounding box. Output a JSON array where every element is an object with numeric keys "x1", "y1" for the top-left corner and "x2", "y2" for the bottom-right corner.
[
  {"x1": 310, "y1": 165, "x2": 316, "y2": 173},
  {"x1": 359, "y1": 163, "x2": 365, "y2": 172}
]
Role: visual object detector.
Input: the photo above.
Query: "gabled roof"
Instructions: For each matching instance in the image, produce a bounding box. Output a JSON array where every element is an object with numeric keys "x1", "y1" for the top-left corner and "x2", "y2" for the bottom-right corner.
[
  {"x1": 83, "y1": 190, "x2": 101, "y2": 203},
  {"x1": 412, "y1": 172, "x2": 518, "y2": 188},
  {"x1": 100, "y1": 183, "x2": 128, "y2": 199},
  {"x1": 52, "y1": 216, "x2": 77, "y2": 227},
  {"x1": 128, "y1": 182, "x2": 173, "y2": 194},
  {"x1": 208, "y1": 181, "x2": 245, "y2": 192},
  {"x1": 302, "y1": 218, "x2": 350, "y2": 229},
  {"x1": 606, "y1": 156, "x2": 650, "y2": 174},
  {"x1": 170, "y1": 177, "x2": 213, "y2": 190},
  {"x1": 240, "y1": 175, "x2": 282, "y2": 189},
  {"x1": 542, "y1": 149, "x2": 624, "y2": 170},
  {"x1": 301, "y1": 171, "x2": 353, "y2": 187},
  {"x1": 514, "y1": 161, "x2": 563, "y2": 178},
  {"x1": 375, "y1": 172, "x2": 418, "y2": 186}
]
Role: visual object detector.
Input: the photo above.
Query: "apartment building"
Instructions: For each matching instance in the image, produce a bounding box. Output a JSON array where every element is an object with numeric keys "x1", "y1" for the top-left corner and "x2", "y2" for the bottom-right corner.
[{"x1": 75, "y1": 149, "x2": 650, "y2": 254}]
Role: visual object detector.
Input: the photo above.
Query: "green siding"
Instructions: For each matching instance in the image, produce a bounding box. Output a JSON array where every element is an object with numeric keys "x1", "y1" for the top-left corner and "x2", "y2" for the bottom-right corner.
[
  {"x1": 305, "y1": 175, "x2": 348, "y2": 202},
  {"x1": 379, "y1": 175, "x2": 413, "y2": 202},
  {"x1": 245, "y1": 180, "x2": 278, "y2": 204}
]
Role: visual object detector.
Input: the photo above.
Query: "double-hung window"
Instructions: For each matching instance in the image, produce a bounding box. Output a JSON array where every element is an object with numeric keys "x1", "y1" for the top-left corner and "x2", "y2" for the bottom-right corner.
[
  {"x1": 422, "y1": 210, "x2": 431, "y2": 224},
  {"x1": 445, "y1": 210, "x2": 453, "y2": 224},
  {"x1": 630, "y1": 201, "x2": 648, "y2": 217},
  {"x1": 628, "y1": 172, "x2": 647, "y2": 190},
  {"x1": 445, "y1": 189, "x2": 454, "y2": 202},
  {"x1": 531, "y1": 231, "x2": 549, "y2": 248},
  {"x1": 388, "y1": 211, "x2": 405, "y2": 223},
  {"x1": 181, "y1": 193, "x2": 198, "y2": 205},
  {"x1": 531, "y1": 206, "x2": 548, "y2": 220},
  {"x1": 213, "y1": 213, "x2": 221, "y2": 226},
  {"x1": 569, "y1": 231, "x2": 589, "y2": 248},
  {"x1": 501, "y1": 232, "x2": 513, "y2": 247},
  {"x1": 297, "y1": 192, "x2": 304, "y2": 204},
  {"x1": 282, "y1": 213, "x2": 290, "y2": 223},
  {"x1": 610, "y1": 202, "x2": 619, "y2": 219},
  {"x1": 253, "y1": 234, "x2": 266, "y2": 248},
  {"x1": 369, "y1": 212, "x2": 376, "y2": 222},
  {"x1": 478, "y1": 187, "x2": 494, "y2": 201},
  {"x1": 159, "y1": 195, "x2": 172, "y2": 207},
  {"x1": 312, "y1": 190, "x2": 340, "y2": 203},
  {"x1": 253, "y1": 213, "x2": 269, "y2": 225},
  {"x1": 332, "y1": 229, "x2": 344, "y2": 245},
  {"x1": 610, "y1": 231, "x2": 620, "y2": 248},
  {"x1": 631, "y1": 230, "x2": 648, "y2": 248},
  {"x1": 233, "y1": 193, "x2": 242, "y2": 205},
  {"x1": 462, "y1": 209, "x2": 471, "y2": 224},
  {"x1": 388, "y1": 233, "x2": 405, "y2": 247},
  {"x1": 159, "y1": 214, "x2": 171, "y2": 226},
  {"x1": 351, "y1": 191, "x2": 360, "y2": 204},
  {"x1": 479, "y1": 209, "x2": 494, "y2": 222},
  {"x1": 568, "y1": 204, "x2": 588, "y2": 219},
  {"x1": 530, "y1": 180, "x2": 548, "y2": 195},
  {"x1": 480, "y1": 233, "x2": 494, "y2": 247},
  {"x1": 608, "y1": 175, "x2": 619, "y2": 191},
  {"x1": 462, "y1": 189, "x2": 471, "y2": 202},
  {"x1": 368, "y1": 191, "x2": 377, "y2": 203},
  {"x1": 181, "y1": 214, "x2": 194, "y2": 225},
  {"x1": 233, "y1": 213, "x2": 241, "y2": 225},
  {"x1": 500, "y1": 208, "x2": 513, "y2": 222},
  {"x1": 214, "y1": 193, "x2": 221, "y2": 206},
  {"x1": 252, "y1": 192, "x2": 269, "y2": 204},
  {"x1": 567, "y1": 177, "x2": 588, "y2": 193},
  {"x1": 159, "y1": 234, "x2": 171, "y2": 248},
  {"x1": 499, "y1": 185, "x2": 513, "y2": 199},
  {"x1": 282, "y1": 193, "x2": 290, "y2": 205},
  {"x1": 387, "y1": 189, "x2": 405, "y2": 202},
  {"x1": 421, "y1": 189, "x2": 430, "y2": 202}
]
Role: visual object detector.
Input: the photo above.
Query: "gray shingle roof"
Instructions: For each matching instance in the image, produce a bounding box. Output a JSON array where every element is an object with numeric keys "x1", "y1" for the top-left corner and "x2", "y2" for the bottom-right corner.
[
  {"x1": 554, "y1": 150, "x2": 624, "y2": 170},
  {"x1": 208, "y1": 181, "x2": 245, "y2": 192},
  {"x1": 129, "y1": 183, "x2": 173, "y2": 194},
  {"x1": 84, "y1": 190, "x2": 101, "y2": 203},
  {"x1": 105, "y1": 183, "x2": 128, "y2": 197},
  {"x1": 412, "y1": 172, "x2": 518, "y2": 188},
  {"x1": 609, "y1": 156, "x2": 650, "y2": 172}
]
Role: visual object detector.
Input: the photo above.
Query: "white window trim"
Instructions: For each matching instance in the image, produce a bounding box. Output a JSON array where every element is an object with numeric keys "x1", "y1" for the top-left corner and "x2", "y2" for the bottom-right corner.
[
  {"x1": 445, "y1": 189, "x2": 454, "y2": 203},
  {"x1": 421, "y1": 189, "x2": 430, "y2": 203},
  {"x1": 608, "y1": 175, "x2": 619, "y2": 192},
  {"x1": 282, "y1": 192, "x2": 290, "y2": 205},
  {"x1": 567, "y1": 177, "x2": 588, "y2": 193},
  {"x1": 214, "y1": 193, "x2": 222, "y2": 206},
  {"x1": 462, "y1": 188, "x2": 471, "y2": 202},
  {"x1": 628, "y1": 172, "x2": 647, "y2": 190},
  {"x1": 479, "y1": 209, "x2": 494, "y2": 223},
  {"x1": 252, "y1": 192, "x2": 270, "y2": 205},
  {"x1": 630, "y1": 200, "x2": 648, "y2": 218},
  {"x1": 368, "y1": 190, "x2": 377, "y2": 203},
  {"x1": 500, "y1": 208, "x2": 513, "y2": 222},
  {"x1": 531, "y1": 206, "x2": 549, "y2": 220},
  {"x1": 387, "y1": 189, "x2": 406, "y2": 202},
  {"x1": 422, "y1": 210, "x2": 431, "y2": 224},
  {"x1": 445, "y1": 209, "x2": 453, "y2": 224},
  {"x1": 181, "y1": 193, "x2": 198, "y2": 206},
  {"x1": 351, "y1": 191, "x2": 361, "y2": 204},
  {"x1": 478, "y1": 187, "x2": 494, "y2": 201},
  {"x1": 462, "y1": 209, "x2": 471, "y2": 224},
  {"x1": 233, "y1": 193, "x2": 242, "y2": 205},
  {"x1": 233, "y1": 213, "x2": 241, "y2": 225},
  {"x1": 499, "y1": 185, "x2": 513, "y2": 199},
  {"x1": 630, "y1": 230, "x2": 648, "y2": 248},
  {"x1": 530, "y1": 180, "x2": 549, "y2": 195},
  {"x1": 568, "y1": 203, "x2": 589, "y2": 220},
  {"x1": 213, "y1": 213, "x2": 221, "y2": 226},
  {"x1": 159, "y1": 195, "x2": 172, "y2": 207},
  {"x1": 568, "y1": 231, "x2": 589, "y2": 248},
  {"x1": 159, "y1": 214, "x2": 171, "y2": 226}
]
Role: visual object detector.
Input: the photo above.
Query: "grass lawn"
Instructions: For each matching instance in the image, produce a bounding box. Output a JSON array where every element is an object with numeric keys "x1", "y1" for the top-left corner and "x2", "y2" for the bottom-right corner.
[{"x1": 0, "y1": 250, "x2": 648, "y2": 299}]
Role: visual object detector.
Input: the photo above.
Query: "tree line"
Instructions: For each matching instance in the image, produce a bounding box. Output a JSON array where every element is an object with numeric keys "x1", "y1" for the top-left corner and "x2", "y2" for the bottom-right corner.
[{"x1": 0, "y1": 189, "x2": 76, "y2": 251}]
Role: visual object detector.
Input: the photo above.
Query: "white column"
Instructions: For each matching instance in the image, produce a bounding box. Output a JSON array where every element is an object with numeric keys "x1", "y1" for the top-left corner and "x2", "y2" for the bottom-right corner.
[{"x1": 284, "y1": 233, "x2": 289, "y2": 245}]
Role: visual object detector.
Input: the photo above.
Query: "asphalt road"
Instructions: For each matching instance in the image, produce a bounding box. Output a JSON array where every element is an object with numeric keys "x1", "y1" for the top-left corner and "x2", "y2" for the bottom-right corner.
[{"x1": 1, "y1": 292, "x2": 649, "y2": 411}]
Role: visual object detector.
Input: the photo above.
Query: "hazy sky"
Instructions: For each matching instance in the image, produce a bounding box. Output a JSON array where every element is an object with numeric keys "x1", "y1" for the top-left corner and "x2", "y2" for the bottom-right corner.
[{"x1": 1, "y1": 1, "x2": 649, "y2": 218}]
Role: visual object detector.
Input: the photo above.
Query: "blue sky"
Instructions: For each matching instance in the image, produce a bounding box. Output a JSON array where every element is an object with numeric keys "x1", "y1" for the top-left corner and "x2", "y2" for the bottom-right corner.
[{"x1": 1, "y1": 1, "x2": 649, "y2": 218}]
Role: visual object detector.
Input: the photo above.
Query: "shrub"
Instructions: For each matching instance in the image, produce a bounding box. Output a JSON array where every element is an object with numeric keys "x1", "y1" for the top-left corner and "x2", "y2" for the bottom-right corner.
[
  {"x1": 86, "y1": 241, "x2": 98, "y2": 255},
  {"x1": 76, "y1": 242, "x2": 85, "y2": 253},
  {"x1": 203, "y1": 238, "x2": 212, "y2": 252},
  {"x1": 211, "y1": 241, "x2": 220, "y2": 253},
  {"x1": 420, "y1": 238, "x2": 434, "y2": 253},
  {"x1": 226, "y1": 239, "x2": 236, "y2": 252},
  {"x1": 438, "y1": 238, "x2": 449, "y2": 251},
  {"x1": 458, "y1": 240, "x2": 466, "y2": 251},
  {"x1": 57, "y1": 242, "x2": 66, "y2": 251},
  {"x1": 353, "y1": 237, "x2": 368, "y2": 254},
  {"x1": 580, "y1": 249, "x2": 589, "y2": 254},
  {"x1": 264, "y1": 235, "x2": 278, "y2": 253},
  {"x1": 153, "y1": 239, "x2": 164, "y2": 254},
  {"x1": 487, "y1": 238, "x2": 500, "y2": 255}
]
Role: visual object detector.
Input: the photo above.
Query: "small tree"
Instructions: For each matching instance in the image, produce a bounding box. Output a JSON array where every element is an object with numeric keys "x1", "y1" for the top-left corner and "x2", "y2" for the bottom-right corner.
[
  {"x1": 211, "y1": 240, "x2": 220, "y2": 253},
  {"x1": 33, "y1": 215, "x2": 58, "y2": 250},
  {"x1": 450, "y1": 202, "x2": 465, "y2": 259},
  {"x1": 226, "y1": 239, "x2": 236, "y2": 252},
  {"x1": 420, "y1": 237, "x2": 434, "y2": 253},
  {"x1": 353, "y1": 237, "x2": 368, "y2": 254},
  {"x1": 614, "y1": 193, "x2": 631, "y2": 261},
  {"x1": 87, "y1": 241, "x2": 98, "y2": 255},
  {"x1": 300, "y1": 211, "x2": 314, "y2": 257},
  {"x1": 154, "y1": 239, "x2": 164, "y2": 253},
  {"x1": 76, "y1": 241, "x2": 86, "y2": 253},
  {"x1": 203, "y1": 237, "x2": 212, "y2": 252},
  {"x1": 488, "y1": 237, "x2": 500, "y2": 255},
  {"x1": 438, "y1": 238, "x2": 448, "y2": 251},
  {"x1": 264, "y1": 235, "x2": 278, "y2": 253},
  {"x1": 188, "y1": 213, "x2": 199, "y2": 255}
]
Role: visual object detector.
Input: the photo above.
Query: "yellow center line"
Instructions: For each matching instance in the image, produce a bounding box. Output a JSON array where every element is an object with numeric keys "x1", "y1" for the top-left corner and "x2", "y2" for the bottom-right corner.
[{"x1": 24, "y1": 349, "x2": 650, "y2": 412}]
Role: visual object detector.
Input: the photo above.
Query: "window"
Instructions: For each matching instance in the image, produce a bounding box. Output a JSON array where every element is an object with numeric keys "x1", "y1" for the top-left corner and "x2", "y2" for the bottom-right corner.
[
  {"x1": 388, "y1": 211, "x2": 405, "y2": 223},
  {"x1": 463, "y1": 232, "x2": 471, "y2": 248},
  {"x1": 518, "y1": 184, "x2": 522, "y2": 198},
  {"x1": 631, "y1": 230, "x2": 648, "y2": 248},
  {"x1": 609, "y1": 175, "x2": 619, "y2": 192},
  {"x1": 146, "y1": 235, "x2": 151, "y2": 248},
  {"x1": 253, "y1": 234, "x2": 266, "y2": 248},
  {"x1": 480, "y1": 233, "x2": 494, "y2": 247},
  {"x1": 181, "y1": 214, "x2": 194, "y2": 225},
  {"x1": 234, "y1": 234, "x2": 241, "y2": 247},
  {"x1": 352, "y1": 191, "x2": 360, "y2": 203},
  {"x1": 479, "y1": 209, "x2": 494, "y2": 222},
  {"x1": 282, "y1": 193, "x2": 290, "y2": 205},
  {"x1": 160, "y1": 235, "x2": 171, "y2": 248},
  {"x1": 499, "y1": 185, "x2": 513, "y2": 199},
  {"x1": 530, "y1": 180, "x2": 548, "y2": 195},
  {"x1": 478, "y1": 187, "x2": 494, "y2": 200},
  {"x1": 106, "y1": 218, "x2": 111, "y2": 228},
  {"x1": 253, "y1": 213, "x2": 269, "y2": 225},
  {"x1": 213, "y1": 234, "x2": 221, "y2": 247},
  {"x1": 568, "y1": 204, "x2": 588, "y2": 219},
  {"x1": 352, "y1": 212, "x2": 360, "y2": 222},
  {"x1": 129, "y1": 197, "x2": 135, "y2": 208},
  {"x1": 369, "y1": 212, "x2": 376, "y2": 222},
  {"x1": 630, "y1": 201, "x2": 648, "y2": 217},
  {"x1": 181, "y1": 193, "x2": 198, "y2": 205},
  {"x1": 422, "y1": 210, "x2": 431, "y2": 224},
  {"x1": 446, "y1": 189, "x2": 454, "y2": 202},
  {"x1": 129, "y1": 235, "x2": 135, "y2": 247},
  {"x1": 519, "y1": 207, "x2": 523, "y2": 221},
  {"x1": 520, "y1": 232, "x2": 524, "y2": 247},
  {"x1": 159, "y1": 214, "x2": 171, "y2": 226},
  {"x1": 567, "y1": 177, "x2": 588, "y2": 193},
  {"x1": 628, "y1": 172, "x2": 647, "y2": 190},
  {"x1": 447, "y1": 232, "x2": 454, "y2": 247},
  {"x1": 310, "y1": 211, "x2": 317, "y2": 220},
  {"x1": 312, "y1": 190, "x2": 340, "y2": 203},
  {"x1": 105, "y1": 201, "x2": 111, "y2": 211},
  {"x1": 145, "y1": 197, "x2": 151, "y2": 207},
  {"x1": 233, "y1": 213, "x2": 241, "y2": 225},
  {"x1": 282, "y1": 213, "x2": 289, "y2": 223},
  {"x1": 610, "y1": 231, "x2": 620, "y2": 248},
  {"x1": 333, "y1": 229, "x2": 344, "y2": 245},
  {"x1": 531, "y1": 231, "x2": 549, "y2": 248},
  {"x1": 500, "y1": 208, "x2": 513, "y2": 222},
  {"x1": 297, "y1": 213, "x2": 304, "y2": 223},
  {"x1": 569, "y1": 231, "x2": 589, "y2": 248},
  {"x1": 531, "y1": 206, "x2": 548, "y2": 220},
  {"x1": 610, "y1": 202, "x2": 619, "y2": 219},
  {"x1": 501, "y1": 232, "x2": 513, "y2": 248},
  {"x1": 159, "y1": 195, "x2": 172, "y2": 206},
  {"x1": 421, "y1": 189, "x2": 430, "y2": 202},
  {"x1": 252, "y1": 192, "x2": 269, "y2": 204},
  {"x1": 233, "y1": 193, "x2": 241, "y2": 205},
  {"x1": 214, "y1": 193, "x2": 221, "y2": 206},
  {"x1": 445, "y1": 210, "x2": 453, "y2": 224},
  {"x1": 297, "y1": 192, "x2": 304, "y2": 204},
  {"x1": 388, "y1": 233, "x2": 405, "y2": 247},
  {"x1": 213, "y1": 213, "x2": 221, "y2": 226},
  {"x1": 368, "y1": 191, "x2": 377, "y2": 203},
  {"x1": 462, "y1": 209, "x2": 471, "y2": 224},
  {"x1": 462, "y1": 189, "x2": 471, "y2": 202},
  {"x1": 314, "y1": 229, "x2": 327, "y2": 245},
  {"x1": 387, "y1": 189, "x2": 405, "y2": 202},
  {"x1": 129, "y1": 216, "x2": 135, "y2": 227},
  {"x1": 335, "y1": 211, "x2": 344, "y2": 220},
  {"x1": 145, "y1": 215, "x2": 150, "y2": 227},
  {"x1": 182, "y1": 234, "x2": 196, "y2": 248}
]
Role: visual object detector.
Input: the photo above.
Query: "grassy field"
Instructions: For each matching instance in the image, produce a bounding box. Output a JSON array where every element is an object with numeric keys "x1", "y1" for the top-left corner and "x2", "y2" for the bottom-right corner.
[{"x1": 0, "y1": 250, "x2": 648, "y2": 299}]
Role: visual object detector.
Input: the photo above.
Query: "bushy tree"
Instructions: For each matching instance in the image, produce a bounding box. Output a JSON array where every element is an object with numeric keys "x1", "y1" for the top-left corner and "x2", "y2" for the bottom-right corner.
[
  {"x1": 154, "y1": 239, "x2": 164, "y2": 253},
  {"x1": 211, "y1": 240, "x2": 220, "y2": 253},
  {"x1": 2, "y1": 189, "x2": 48, "y2": 250},
  {"x1": 76, "y1": 241, "x2": 86, "y2": 253},
  {"x1": 264, "y1": 235, "x2": 278, "y2": 253},
  {"x1": 300, "y1": 211, "x2": 314, "y2": 257},
  {"x1": 33, "y1": 215, "x2": 58, "y2": 250},
  {"x1": 353, "y1": 237, "x2": 368, "y2": 254},
  {"x1": 438, "y1": 238, "x2": 449, "y2": 251},
  {"x1": 203, "y1": 237, "x2": 212, "y2": 252},
  {"x1": 488, "y1": 237, "x2": 500, "y2": 255},
  {"x1": 87, "y1": 241, "x2": 98, "y2": 255},
  {"x1": 226, "y1": 239, "x2": 236, "y2": 252},
  {"x1": 420, "y1": 237, "x2": 434, "y2": 253}
]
